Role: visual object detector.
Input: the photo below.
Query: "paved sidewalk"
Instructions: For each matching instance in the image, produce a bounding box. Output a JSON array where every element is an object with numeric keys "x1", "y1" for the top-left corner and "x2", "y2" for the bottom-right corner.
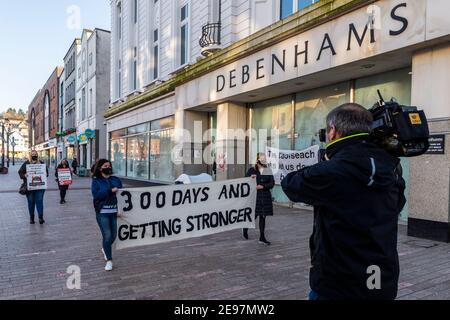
[{"x1": 0, "y1": 165, "x2": 450, "y2": 300}]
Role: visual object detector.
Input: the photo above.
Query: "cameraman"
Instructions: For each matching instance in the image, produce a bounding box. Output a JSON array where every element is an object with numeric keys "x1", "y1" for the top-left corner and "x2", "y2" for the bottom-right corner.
[{"x1": 281, "y1": 103, "x2": 406, "y2": 300}]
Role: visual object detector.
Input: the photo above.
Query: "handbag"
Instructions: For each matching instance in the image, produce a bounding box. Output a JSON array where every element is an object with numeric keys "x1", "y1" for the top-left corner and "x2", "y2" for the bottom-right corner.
[{"x1": 19, "y1": 183, "x2": 28, "y2": 195}]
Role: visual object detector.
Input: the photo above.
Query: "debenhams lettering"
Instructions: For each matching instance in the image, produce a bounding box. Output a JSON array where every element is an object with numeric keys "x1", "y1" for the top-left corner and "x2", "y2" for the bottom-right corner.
[{"x1": 216, "y1": 3, "x2": 409, "y2": 93}]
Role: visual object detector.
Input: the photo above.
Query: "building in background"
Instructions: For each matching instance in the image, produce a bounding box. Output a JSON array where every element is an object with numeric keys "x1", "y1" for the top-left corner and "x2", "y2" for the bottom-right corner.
[
  {"x1": 27, "y1": 67, "x2": 63, "y2": 168},
  {"x1": 57, "y1": 68, "x2": 65, "y2": 162},
  {"x1": 75, "y1": 29, "x2": 111, "y2": 172},
  {"x1": 62, "y1": 39, "x2": 81, "y2": 163},
  {"x1": 106, "y1": 0, "x2": 328, "y2": 183},
  {"x1": 105, "y1": 0, "x2": 450, "y2": 242}
]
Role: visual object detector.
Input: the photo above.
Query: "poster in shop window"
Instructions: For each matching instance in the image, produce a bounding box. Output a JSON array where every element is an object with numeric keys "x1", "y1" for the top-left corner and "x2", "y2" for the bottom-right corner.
[{"x1": 26, "y1": 164, "x2": 47, "y2": 191}]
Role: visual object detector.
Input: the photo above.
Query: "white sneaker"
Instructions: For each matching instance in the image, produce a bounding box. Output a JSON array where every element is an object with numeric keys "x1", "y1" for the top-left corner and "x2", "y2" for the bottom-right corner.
[
  {"x1": 101, "y1": 248, "x2": 107, "y2": 261},
  {"x1": 105, "y1": 261, "x2": 113, "y2": 272}
]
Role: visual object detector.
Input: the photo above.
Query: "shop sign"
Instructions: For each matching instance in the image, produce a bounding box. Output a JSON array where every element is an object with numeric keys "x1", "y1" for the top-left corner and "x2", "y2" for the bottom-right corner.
[
  {"x1": 177, "y1": 0, "x2": 450, "y2": 108},
  {"x1": 48, "y1": 139, "x2": 57, "y2": 148},
  {"x1": 67, "y1": 136, "x2": 76, "y2": 145},
  {"x1": 85, "y1": 129, "x2": 96, "y2": 139},
  {"x1": 78, "y1": 134, "x2": 88, "y2": 144},
  {"x1": 426, "y1": 135, "x2": 445, "y2": 155}
]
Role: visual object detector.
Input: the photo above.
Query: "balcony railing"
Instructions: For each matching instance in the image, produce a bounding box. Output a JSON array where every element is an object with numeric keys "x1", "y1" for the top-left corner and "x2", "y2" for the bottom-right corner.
[{"x1": 199, "y1": 22, "x2": 222, "y2": 55}]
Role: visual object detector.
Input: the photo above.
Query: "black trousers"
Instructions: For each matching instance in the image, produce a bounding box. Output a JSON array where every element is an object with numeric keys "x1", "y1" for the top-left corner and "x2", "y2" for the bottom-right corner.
[
  {"x1": 244, "y1": 216, "x2": 267, "y2": 239},
  {"x1": 60, "y1": 189, "x2": 67, "y2": 201}
]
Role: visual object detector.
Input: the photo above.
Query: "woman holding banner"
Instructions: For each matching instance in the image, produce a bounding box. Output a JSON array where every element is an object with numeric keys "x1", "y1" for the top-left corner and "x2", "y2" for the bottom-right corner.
[
  {"x1": 55, "y1": 159, "x2": 72, "y2": 204},
  {"x1": 18, "y1": 150, "x2": 49, "y2": 225},
  {"x1": 243, "y1": 153, "x2": 275, "y2": 246},
  {"x1": 91, "y1": 159, "x2": 123, "y2": 272}
]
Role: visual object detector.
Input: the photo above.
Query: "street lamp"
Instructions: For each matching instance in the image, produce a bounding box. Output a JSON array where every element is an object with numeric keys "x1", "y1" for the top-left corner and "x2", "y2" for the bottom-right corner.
[{"x1": 0, "y1": 117, "x2": 10, "y2": 170}]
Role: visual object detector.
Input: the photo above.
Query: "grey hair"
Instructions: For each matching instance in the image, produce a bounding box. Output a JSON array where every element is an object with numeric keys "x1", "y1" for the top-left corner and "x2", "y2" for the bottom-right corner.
[{"x1": 326, "y1": 103, "x2": 373, "y2": 137}]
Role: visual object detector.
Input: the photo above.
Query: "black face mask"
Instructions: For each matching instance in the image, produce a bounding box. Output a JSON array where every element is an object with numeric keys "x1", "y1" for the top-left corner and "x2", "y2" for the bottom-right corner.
[
  {"x1": 257, "y1": 161, "x2": 268, "y2": 168},
  {"x1": 101, "y1": 168, "x2": 113, "y2": 176},
  {"x1": 31, "y1": 156, "x2": 38, "y2": 161}
]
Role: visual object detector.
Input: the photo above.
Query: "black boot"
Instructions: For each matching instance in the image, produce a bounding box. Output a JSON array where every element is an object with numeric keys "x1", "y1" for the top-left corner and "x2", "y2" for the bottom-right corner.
[
  {"x1": 30, "y1": 217, "x2": 35, "y2": 224},
  {"x1": 242, "y1": 229, "x2": 249, "y2": 240},
  {"x1": 259, "y1": 236, "x2": 271, "y2": 246},
  {"x1": 39, "y1": 217, "x2": 45, "y2": 225}
]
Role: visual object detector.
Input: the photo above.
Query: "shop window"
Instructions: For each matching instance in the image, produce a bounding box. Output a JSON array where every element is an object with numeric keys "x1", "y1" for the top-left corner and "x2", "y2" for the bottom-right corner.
[
  {"x1": 355, "y1": 68, "x2": 412, "y2": 222},
  {"x1": 150, "y1": 128, "x2": 175, "y2": 182},
  {"x1": 252, "y1": 96, "x2": 293, "y2": 203},
  {"x1": 295, "y1": 82, "x2": 350, "y2": 150},
  {"x1": 110, "y1": 138, "x2": 127, "y2": 177},
  {"x1": 127, "y1": 133, "x2": 150, "y2": 179}
]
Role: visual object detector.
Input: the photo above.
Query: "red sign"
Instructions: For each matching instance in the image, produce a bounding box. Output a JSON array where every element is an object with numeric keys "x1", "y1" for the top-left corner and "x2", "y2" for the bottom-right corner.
[{"x1": 57, "y1": 168, "x2": 73, "y2": 186}]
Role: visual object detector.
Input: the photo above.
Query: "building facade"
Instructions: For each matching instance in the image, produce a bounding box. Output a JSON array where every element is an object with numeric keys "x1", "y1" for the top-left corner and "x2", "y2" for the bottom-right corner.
[
  {"x1": 106, "y1": 0, "x2": 450, "y2": 242},
  {"x1": 75, "y1": 29, "x2": 111, "y2": 171},
  {"x1": 62, "y1": 39, "x2": 82, "y2": 162},
  {"x1": 28, "y1": 67, "x2": 63, "y2": 168}
]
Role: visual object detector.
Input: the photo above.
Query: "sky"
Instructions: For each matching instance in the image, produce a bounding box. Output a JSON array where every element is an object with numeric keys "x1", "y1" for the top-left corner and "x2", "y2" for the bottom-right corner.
[{"x1": 0, "y1": 0, "x2": 111, "y2": 113}]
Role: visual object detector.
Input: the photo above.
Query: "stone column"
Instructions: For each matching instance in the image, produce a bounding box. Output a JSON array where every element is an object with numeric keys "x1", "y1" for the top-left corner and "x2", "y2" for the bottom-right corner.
[
  {"x1": 174, "y1": 108, "x2": 209, "y2": 178},
  {"x1": 408, "y1": 43, "x2": 450, "y2": 242},
  {"x1": 216, "y1": 102, "x2": 248, "y2": 181}
]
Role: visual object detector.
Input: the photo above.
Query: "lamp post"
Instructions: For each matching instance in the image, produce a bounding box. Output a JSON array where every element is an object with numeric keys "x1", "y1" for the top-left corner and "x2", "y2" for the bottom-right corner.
[
  {"x1": 11, "y1": 138, "x2": 16, "y2": 166},
  {"x1": 0, "y1": 118, "x2": 9, "y2": 169}
]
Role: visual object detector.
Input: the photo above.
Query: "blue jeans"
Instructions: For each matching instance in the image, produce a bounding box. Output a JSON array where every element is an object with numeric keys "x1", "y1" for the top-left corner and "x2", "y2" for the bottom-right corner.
[
  {"x1": 309, "y1": 290, "x2": 326, "y2": 300},
  {"x1": 96, "y1": 213, "x2": 117, "y2": 261},
  {"x1": 26, "y1": 190, "x2": 45, "y2": 219}
]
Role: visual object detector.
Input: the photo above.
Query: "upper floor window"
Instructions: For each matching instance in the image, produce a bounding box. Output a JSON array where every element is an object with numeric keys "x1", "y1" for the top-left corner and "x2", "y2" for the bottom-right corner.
[
  {"x1": 134, "y1": 0, "x2": 138, "y2": 24},
  {"x1": 117, "y1": 3, "x2": 122, "y2": 40},
  {"x1": 133, "y1": 47, "x2": 137, "y2": 90},
  {"x1": 153, "y1": 29, "x2": 159, "y2": 80},
  {"x1": 89, "y1": 53, "x2": 93, "y2": 66},
  {"x1": 180, "y1": 3, "x2": 189, "y2": 66},
  {"x1": 280, "y1": 0, "x2": 318, "y2": 19}
]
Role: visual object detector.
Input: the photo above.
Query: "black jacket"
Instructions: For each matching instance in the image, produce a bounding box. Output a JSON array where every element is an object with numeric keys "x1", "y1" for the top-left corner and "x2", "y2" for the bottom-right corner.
[
  {"x1": 18, "y1": 160, "x2": 49, "y2": 183},
  {"x1": 247, "y1": 167, "x2": 275, "y2": 217},
  {"x1": 281, "y1": 135, "x2": 406, "y2": 300},
  {"x1": 55, "y1": 164, "x2": 72, "y2": 190}
]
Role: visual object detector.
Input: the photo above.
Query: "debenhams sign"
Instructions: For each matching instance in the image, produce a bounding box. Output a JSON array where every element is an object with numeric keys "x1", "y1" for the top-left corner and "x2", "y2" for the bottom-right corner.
[
  {"x1": 216, "y1": 2, "x2": 408, "y2": 93},
  {"x1": 177, "y1": 0, "x2": 447, "y2": 108}
]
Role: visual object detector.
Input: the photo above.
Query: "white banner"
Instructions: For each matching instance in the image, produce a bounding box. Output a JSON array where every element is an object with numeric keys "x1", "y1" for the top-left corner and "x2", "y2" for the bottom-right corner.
[
  {"x1": 115, "y1": 178, "x2": 257, "y2": 250},
  {"x1": 26, "y1": 164, "x2": 47, "y2": 191},
  {"x1": 266, "y1": 145, "x2": 320, "y2": 184}
]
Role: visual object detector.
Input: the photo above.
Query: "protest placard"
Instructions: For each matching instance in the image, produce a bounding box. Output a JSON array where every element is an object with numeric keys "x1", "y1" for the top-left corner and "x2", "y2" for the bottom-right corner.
[
  {"x1": 115, "y1": 177, "x2": 257, "y2": 250},
  {"x1": 266, "y1": 145, "x2": 320, "y2": 184},
  {"x1": 26, "y1": 164, "x2": 47, "y2": 191},
  {"x1": 57, "y1": 168, "x2": 72, "y2": 186}
]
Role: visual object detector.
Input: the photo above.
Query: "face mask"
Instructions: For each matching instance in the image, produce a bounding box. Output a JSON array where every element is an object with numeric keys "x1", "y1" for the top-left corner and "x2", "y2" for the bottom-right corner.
[
  {"x1": 31, "y1": 156, "x2": 38, "y2": 161},
  {"x1": 101, "y1": 168, "x2": 113, "y2": 176}
]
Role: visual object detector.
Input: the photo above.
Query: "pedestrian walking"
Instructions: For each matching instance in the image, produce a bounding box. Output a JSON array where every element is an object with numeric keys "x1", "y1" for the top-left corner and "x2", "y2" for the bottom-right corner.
[
  {"x1": 55, "y1": 159, "x2": 72, "y2": 204},
  {"x1": 91, "y1": 159, "x2": 123, "y2": 271},
  {"x1": 18, "y1": 150, "x2": 49, "y2": 225},
  {"x1": 72, "y1": 157, "x2": 79, "y2": 175},
  {"x1": 243, "y1": 153, "x2": 275, "y2": 246}
]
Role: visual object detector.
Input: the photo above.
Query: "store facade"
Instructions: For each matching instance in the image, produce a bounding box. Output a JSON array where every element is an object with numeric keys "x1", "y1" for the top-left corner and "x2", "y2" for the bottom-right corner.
[{"x1": 106, "y1": 0, "x2": 450, "y2": 241}]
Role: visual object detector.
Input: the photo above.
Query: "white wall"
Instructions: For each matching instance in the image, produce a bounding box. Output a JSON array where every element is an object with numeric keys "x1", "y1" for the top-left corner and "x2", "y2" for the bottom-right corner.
[{"x1": 110, "y1": 0, "x2": 285, "y2": 103}]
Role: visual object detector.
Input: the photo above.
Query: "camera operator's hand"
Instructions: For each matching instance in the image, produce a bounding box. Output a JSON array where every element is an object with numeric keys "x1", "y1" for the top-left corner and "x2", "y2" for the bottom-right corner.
[
  {"x1": 257, "y1": 185, "x2": 264, "y2": 190},
  {"x1": 324, "y1": 154, "x2": 330, "y2": 161}
]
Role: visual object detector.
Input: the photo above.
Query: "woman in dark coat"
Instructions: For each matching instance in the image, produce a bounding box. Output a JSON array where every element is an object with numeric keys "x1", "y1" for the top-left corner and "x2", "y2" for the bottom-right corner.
[
  {"x1": 243, "y1": 153, "x2": 275, "y2": 246},
  {"x1": 55, "y1": 159, "x2": 72, "y2": 204}
]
